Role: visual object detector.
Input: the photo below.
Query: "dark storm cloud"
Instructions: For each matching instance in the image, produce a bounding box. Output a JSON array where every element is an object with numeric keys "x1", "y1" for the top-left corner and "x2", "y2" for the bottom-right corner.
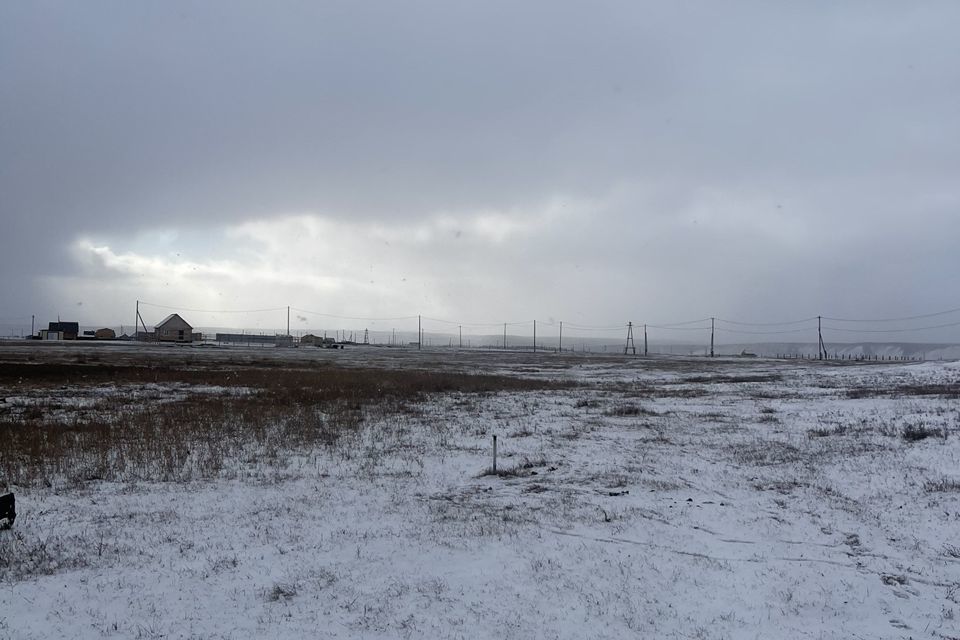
[{"x1": 1, "y1": 1, "x2": 959, "y2": 335}]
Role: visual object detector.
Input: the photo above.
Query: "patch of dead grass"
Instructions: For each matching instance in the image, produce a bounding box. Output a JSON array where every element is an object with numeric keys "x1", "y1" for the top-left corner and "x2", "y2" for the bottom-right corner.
[{"x1": 0, "y1": 361, "x2": 568, "y2": 488}]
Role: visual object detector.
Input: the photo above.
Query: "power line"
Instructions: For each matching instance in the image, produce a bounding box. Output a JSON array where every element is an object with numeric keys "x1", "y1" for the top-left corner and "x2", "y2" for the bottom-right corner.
[
  {"x1": 290, "y1": 307, "x2": 418, "y2": 322},
  {"x1": 646, "y1": 324, "x2": 711, "y2": 332},
  {"x1": 555, "y1": 322, "x2": 615, "y2": 329},
  {"x1": 716, "y1": 316, "x2": 818, "y2": 327},
  {"x1": 648, "y1": 318, "x2": 712, "y2": 328},
  {"x1": 421, "y1": 316, "x2": 504, "y2": 328},
  {"x1": 823, "y1": 306, "x2": 960, "y2": 323},
  {"x1": 139, "y1": 301, "x2": 286, "y2": 314},
  {"x1": 535, "y1": 319, "x2": 560, "y2": 327},
  {"x1": 422, "y1": 316, "x2": 535, "y2": 327},
  {"x1": 716, "y1": 326, "x2": 816, "y2": 335},
  {"x1": 823, "y1": 319, "x2": 960, "y2": 333},
  {"x1": 561, "y1": 323, "x2": 625, "y2": 332}
]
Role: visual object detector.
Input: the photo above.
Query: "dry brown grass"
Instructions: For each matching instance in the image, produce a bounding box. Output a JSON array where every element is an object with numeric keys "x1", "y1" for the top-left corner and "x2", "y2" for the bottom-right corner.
[
  {"x1": 601, "y1": 382, "x2": 709, "y2": 399},
  {"x1": 847, "y1": 383, "x2": 960, "y2": 399},
  {"x1": 602, "y1": 403, "x2": 661, "y2": 417},
  {"x1": 683, "y1": 374, "x2": 782, "y2": 384},
  {"x1": 0, "y1": 361, "x2": 568, "y2": 488}
]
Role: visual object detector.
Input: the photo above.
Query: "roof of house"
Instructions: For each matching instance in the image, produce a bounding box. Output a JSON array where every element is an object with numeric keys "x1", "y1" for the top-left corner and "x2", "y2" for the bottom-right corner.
[
  {"x1": 48, "y1": 321, "x2": 79, "y2": 332},
  {"x1": 155, "y1": 313, "x2": 192, "y2": 329}
]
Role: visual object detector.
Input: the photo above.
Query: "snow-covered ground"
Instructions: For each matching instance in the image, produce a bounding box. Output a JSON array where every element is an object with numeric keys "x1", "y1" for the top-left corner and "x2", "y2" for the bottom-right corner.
[{"x1": 1, "y1": 346, "x2": 959, "y2": 639}]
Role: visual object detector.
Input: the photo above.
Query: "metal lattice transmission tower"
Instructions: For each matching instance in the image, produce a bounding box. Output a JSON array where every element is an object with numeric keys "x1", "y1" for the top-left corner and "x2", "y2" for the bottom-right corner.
[{"x1": 624, "y1": 322, "x2": 636, "y2": 355}]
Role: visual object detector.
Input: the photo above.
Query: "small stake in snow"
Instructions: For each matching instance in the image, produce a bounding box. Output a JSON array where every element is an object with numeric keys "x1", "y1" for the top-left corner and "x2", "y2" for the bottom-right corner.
[{"x1": 492, "y1": 435, "x2": 498, "y2": 473}]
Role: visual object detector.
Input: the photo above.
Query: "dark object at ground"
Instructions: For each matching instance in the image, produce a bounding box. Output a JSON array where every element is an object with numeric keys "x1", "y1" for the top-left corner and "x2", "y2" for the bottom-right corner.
[{"x1": 0, "y1": 493, "x2": 14, "y2": 529}]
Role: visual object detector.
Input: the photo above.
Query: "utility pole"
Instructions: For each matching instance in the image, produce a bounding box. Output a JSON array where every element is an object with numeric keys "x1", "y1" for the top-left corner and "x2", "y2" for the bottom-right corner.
[
  {"x1": 135, "y1": 300, "x2": 139, "y2": 341},
  {"x1": 418, "y1": 315, "x2": 421, "y2": 350},
  {"x1": 392, "y1": 328, "x2": 395, "y2": 346},
  {"x1": 818, "y1": 315, "x2": 826, "y2": 360},
  {"x1": 503, "y1": 323, "x2": 506, "y2": 350},
  {"x1": 624, "y1": 322, "x2": 636, "y2": 355},
  {"x1": 644, "y1": 323, "x2": 648, "y2": 356},
  {"x1": 559, "y1": 321, "x2": 563, "y2": 353},
  {"x1": 31, "y1": 314, "x2": 34, "y2": 337},
  {"x1": 533, "y1": 320, "x2": 536, "y2": 353},
  {"x1": 286, "y1": 306, "x2": 290, "y2": 336},
  {"x1": 459, "y1": 325, "x2": 462, "y2": 349},
  {"x1": 710, "y1": 317, "x2": 715, "y2": 358}
]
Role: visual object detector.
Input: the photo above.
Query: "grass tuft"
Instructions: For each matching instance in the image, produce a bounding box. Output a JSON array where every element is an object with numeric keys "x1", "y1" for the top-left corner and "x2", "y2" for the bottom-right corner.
[
  {"x1": 479, "y1": 456, "x2": 548, "y2": 478},
  {"x1": 901, "y1": 423, "x2": 947, "y2": 443},
  {"x1": 602, "y1": 404, "x2": 659, "y2": 417},
  {"x1": 265, "y1": 581, "x2": 298, "y2": 602},
  {"x1": 924, "y1": 478, "x2": 960, "y2": 493}
]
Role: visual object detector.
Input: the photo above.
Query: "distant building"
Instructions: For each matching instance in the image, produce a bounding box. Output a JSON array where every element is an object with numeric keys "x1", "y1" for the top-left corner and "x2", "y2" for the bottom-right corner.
[
  {"x1": 154, "y1": 314, "x2": 194, "y2": 343},
  {"x1": 215, "y1": 332, "x2": 289, "y2": 346},
  {"x1": 300, "y1": 334, "x2": 336, "y2": 347},
  {"x1": 95, "y1": 328, "x2": 116, "y2": 340},
  {"x1": 48, "y1": 321, "x2": 79, "y2": 340}
]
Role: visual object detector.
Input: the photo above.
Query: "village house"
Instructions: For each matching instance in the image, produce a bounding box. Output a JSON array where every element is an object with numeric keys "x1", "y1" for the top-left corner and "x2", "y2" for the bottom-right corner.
[
  {"x1": 43, "y1": 321, "x2": 79, "y2": 340},
  {"x1": 154, "y1": 314, "x2": 195, "y2": 343}
]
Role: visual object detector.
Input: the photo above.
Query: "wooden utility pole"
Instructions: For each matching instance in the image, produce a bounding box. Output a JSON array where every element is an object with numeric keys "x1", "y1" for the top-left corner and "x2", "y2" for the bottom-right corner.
[
  {"x1": 644, "y1": 323, "x2": 648, "y2": 356},
  {"x1": 135, "y1": 300, "x2": 138, "y2": 341},
  {"x1": 286, "y1": 306, "x2": 290, "y2": 336},
  {"x1": 459, "y1": 325, "x2": 462, "y2": 349},
  {"x1": 134, "y1": 300, "x2": 150, "y2": 341},
  {"x1": 710, "y1": 317, "x2": 715, "y2": 357},
  {"x1": 533, "y1": 320, "x2": 536, "y2": 353},
  {"x1": 418, "y1": 315, "x2": 421, "y2": 350},
  {"x1": 818, "y1": 315, "x2": 826, "y2": 360},
  {"x1": 503, "y1": 323, "x2": 506, "y2": 350},
  {"x1": 559, "y1": 321, "x2": 563, "y2": 353}
]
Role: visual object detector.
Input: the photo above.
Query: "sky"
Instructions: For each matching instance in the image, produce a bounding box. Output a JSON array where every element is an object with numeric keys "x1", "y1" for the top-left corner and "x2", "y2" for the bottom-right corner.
[{"x1": 2, "y1": 1, "x2": 959, "y2": 342}]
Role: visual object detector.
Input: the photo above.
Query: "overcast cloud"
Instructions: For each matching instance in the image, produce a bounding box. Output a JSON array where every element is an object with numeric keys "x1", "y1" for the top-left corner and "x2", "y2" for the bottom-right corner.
[{"x1": 2, "y1": 1, "x2": 959, "y2": 341}]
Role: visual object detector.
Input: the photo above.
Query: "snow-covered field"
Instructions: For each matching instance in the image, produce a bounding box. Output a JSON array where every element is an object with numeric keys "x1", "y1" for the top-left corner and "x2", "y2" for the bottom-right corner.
[{"x1": 1, "y1": 344, "x2": 959, "y2": 639}]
